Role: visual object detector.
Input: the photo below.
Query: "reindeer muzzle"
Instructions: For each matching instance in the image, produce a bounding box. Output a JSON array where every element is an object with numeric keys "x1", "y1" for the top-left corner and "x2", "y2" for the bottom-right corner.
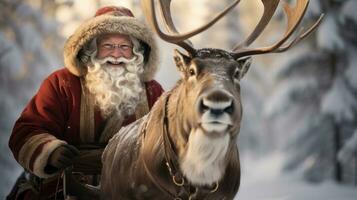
[{"x1": 198, "y1": 89, "x2": 235, "y2": 134}]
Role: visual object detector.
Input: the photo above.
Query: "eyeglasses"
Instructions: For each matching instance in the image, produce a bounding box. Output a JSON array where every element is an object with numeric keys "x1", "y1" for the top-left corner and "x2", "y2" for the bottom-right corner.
[{"x1": 99, "y1": 43, "x2": 133, "y2": 53}]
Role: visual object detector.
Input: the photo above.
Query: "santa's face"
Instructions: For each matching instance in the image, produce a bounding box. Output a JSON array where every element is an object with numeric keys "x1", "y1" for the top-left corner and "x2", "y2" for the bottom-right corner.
[
  {"x1": 85, "y1": 37, "x2": 145, "y2": 118},
  {"x1": 96, "y1": 33, "x2": 134, "y2": 61}
]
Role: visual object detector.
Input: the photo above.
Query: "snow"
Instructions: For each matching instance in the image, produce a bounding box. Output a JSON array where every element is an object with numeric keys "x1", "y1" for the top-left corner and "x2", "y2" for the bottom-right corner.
[
  {"x1": 345, "y1": 50, "x2": 357, "y2": 89},
  {"x1": 235, "y1": 154, "x2": 357, "y2": 200},
  {"x1": 338, "y1": 129, "x2": 357, "y2": 164},
  {"x1": 270, "y1": 45, "x2": 309, "y2": 79},
  {"x1": 321, "y1": 77, "x2": 357, "y2": 122},
  {"x1": 317, "y1": 15, "x2": 344, "y2": 51},
  {"x1": 18, "y1": 24, "x2": 43, "y2": 52},
  {"x1": 0, "y1": 33, "x2": 24, "y2": 79},
  {"x1": 305, "y1": 0, "x2": 322, "y2": 18},
  {"x1": 341, "y1": 1, "x2": 357, "y2": 22},
  {"x1": 15, "y1": 3, "x2": 59, "y2": 34},
  {"x1": 264, "y1": 77, "x2": 318, "y2": 117}
]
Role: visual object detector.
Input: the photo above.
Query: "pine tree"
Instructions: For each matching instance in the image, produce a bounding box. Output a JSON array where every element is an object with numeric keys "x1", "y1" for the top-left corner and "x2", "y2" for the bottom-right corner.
[{"x1": 265, "y1": 0, "x2": 357, "y2": 184}]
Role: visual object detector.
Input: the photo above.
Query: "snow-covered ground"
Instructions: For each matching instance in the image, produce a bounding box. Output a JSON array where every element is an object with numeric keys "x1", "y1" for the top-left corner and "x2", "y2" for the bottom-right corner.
[{"x1": 235, "y1": 153, "x2": 357, "y2": 200}]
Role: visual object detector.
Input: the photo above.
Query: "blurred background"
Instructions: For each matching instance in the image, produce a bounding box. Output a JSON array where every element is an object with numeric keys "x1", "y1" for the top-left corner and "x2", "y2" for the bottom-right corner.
[{"x1": 0, "y1": 0, "x2": 356, "y2": 199}]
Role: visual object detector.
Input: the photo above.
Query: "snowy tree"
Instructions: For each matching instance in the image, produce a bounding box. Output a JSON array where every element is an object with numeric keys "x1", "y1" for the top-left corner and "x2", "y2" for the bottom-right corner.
[
  {"x1": 338, "y1": 130, "x2": 357, "y2": 164},
  {"x1": 265, "y1": 0, "x2": 357, "y2": 184},
  {"x1": 0, "y1": 0, "x2": 66, "y2": 197}
]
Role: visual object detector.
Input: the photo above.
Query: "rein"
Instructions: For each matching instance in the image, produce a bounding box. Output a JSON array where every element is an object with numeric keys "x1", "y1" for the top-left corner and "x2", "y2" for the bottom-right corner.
[{"x1": 141, "y1": 92, "x2": 219, "y2": 200}]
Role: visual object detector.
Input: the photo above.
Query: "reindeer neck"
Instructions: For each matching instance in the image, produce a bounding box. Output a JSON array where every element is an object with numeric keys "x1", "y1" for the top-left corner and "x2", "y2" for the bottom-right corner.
[{"x1": 136, "y1": 87, "x2": 187, "y2": 198}]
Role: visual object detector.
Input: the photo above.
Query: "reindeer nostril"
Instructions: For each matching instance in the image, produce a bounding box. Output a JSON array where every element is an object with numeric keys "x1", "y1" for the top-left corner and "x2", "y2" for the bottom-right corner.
[{"x1": 224, "y1": 103, "x2": 234, "y2": 114}]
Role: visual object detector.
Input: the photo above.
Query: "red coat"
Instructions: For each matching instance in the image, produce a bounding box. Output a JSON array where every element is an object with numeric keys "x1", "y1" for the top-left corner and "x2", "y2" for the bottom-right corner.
[{"x1": 8, "y1": 68, "x2": 163, "y2": 198}]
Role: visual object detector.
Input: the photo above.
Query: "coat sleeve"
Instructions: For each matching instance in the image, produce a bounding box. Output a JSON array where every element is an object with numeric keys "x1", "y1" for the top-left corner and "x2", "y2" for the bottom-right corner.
[{"x1": 9, "y1": 75, "x2": 69, "y2": 178}]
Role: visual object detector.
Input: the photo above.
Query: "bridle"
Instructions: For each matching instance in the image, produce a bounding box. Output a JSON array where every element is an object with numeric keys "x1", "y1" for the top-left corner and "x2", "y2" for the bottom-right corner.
[{"x1": 141, "y1": 92, "x2": 219, "y2": 200}]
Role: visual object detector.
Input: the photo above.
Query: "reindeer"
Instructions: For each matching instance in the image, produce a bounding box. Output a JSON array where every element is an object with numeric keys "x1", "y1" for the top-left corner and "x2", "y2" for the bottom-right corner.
[{"x1": 98, "y1": 0, "x2": 323, "y2": 199}]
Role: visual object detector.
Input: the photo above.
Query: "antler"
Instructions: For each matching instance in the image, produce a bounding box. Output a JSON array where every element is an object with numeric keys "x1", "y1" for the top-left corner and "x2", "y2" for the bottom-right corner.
[
  {"x1": 231, "y1": 0, "x2": 324, "y2": 58},
  {"x1": 233, "y1": 0, "x2": 280, "y2": 50},
  {"x1": 141, "y1": 0, "x2": 323, "y2": 58},
  {"x1": 141, "y1": 0, "x2": 241, "y2": 56}
]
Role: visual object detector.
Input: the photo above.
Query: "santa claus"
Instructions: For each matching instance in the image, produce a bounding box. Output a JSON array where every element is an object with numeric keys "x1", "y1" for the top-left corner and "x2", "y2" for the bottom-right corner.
[{"x1": 8, "y1": 5, "x2": 163, "y2": 199}]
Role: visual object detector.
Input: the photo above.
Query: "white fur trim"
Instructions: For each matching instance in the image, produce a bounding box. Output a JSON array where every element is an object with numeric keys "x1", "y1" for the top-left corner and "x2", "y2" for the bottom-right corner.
[
  {"x1": 32, "y1": 139, "x2": 67, "y2": 178},
  {"x1": 64, "y1": 15, "x2": 159, "y2": 81},
  {"x1": 18, "y1": 134, "x2": 57, "y2": 170},
  {"x1": 180, "y1": 128, "x2": 230, "y2": 185},
  {"x1": 18, "y1": 134, "x2": 67, "y2": 178}
]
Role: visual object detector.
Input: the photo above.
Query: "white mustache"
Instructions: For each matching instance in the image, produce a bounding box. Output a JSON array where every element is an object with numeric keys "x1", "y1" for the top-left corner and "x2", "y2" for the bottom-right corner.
[{"x1": 96, "y1": 56, "x2": 136, "y2": 65}]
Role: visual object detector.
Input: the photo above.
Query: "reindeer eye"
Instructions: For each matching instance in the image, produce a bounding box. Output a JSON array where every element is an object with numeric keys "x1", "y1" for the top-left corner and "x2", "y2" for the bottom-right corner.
[{"x1": 189, "y1": 68, "x2": 196, "y2": 76}]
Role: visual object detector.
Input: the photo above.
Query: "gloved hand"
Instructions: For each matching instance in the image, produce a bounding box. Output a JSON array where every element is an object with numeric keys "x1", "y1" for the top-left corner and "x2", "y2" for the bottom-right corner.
[{"x1": 45, "y1": 144, "x2": 80, "y2": 173}]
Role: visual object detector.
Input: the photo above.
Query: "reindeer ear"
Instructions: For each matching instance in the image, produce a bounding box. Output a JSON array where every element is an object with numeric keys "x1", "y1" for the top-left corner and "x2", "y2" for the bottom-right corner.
[
  {"x1": 236, "y1": 56, "x2": 252, "y2": 79},
  {"x1": 173, "y1": 49, "x2": 191, "y2": 72}
]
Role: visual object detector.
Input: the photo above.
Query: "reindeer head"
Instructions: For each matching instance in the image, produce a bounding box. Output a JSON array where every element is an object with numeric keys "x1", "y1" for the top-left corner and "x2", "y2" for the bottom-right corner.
[
  {"x1": 172, "y1": 48, "x2": 251, "y2": 139},
  {"x1": 141, "y1": 0, "x2": 323, "y2": 187}
]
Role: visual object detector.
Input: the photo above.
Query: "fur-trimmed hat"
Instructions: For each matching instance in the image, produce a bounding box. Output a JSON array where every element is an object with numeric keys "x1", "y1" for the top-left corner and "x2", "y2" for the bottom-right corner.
[{"x1": 63, "y1": 6, "x2": 159, "y2": 81}]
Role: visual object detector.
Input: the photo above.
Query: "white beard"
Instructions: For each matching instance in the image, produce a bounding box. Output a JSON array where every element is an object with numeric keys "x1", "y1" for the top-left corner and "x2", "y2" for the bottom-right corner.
[{"x1": 85, "y1": 55, "x2": 145, "y2": 118}]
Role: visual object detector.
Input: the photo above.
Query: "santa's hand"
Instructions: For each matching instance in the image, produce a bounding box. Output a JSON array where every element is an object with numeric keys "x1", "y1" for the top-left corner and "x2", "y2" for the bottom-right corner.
[{"x1": 45, "y1": 144, "x2": 80, "y2": 173}]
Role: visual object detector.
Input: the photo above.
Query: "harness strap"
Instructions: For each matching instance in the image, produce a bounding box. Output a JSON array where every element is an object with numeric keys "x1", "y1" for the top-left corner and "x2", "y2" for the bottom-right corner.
[{"x1": 140, "y1": 109, "x2": 178, "y2": 199}]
